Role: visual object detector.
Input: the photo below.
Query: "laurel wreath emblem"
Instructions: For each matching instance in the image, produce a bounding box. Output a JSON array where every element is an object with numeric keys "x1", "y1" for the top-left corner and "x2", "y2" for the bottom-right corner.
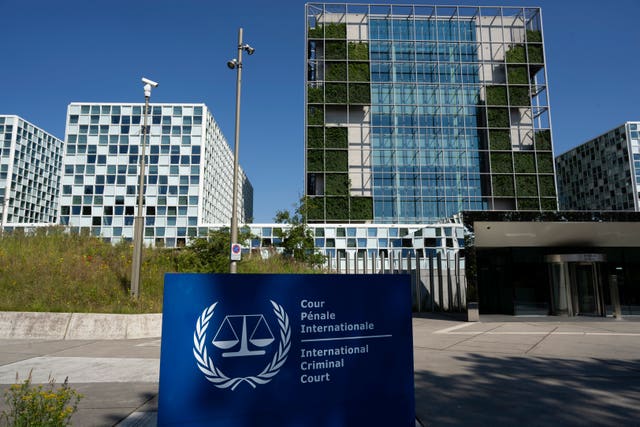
[{"x1": 193, "y1": 301, "x2": 291, "y2": 390}]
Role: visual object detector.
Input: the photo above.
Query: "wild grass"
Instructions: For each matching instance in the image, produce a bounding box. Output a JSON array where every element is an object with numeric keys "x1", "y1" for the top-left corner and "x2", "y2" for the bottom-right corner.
[{"x1": 0, "y1": 227, "x2": 321, "y2": 314}]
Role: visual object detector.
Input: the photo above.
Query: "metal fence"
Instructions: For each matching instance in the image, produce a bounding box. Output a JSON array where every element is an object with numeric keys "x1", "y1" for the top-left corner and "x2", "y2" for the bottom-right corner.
[{"x1": 325, "y1": 251, "x2": 467, "y2": 313}]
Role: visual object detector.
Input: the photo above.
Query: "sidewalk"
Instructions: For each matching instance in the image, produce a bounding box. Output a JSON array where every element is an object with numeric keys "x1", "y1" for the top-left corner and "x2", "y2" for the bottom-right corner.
[{"x1": 1, "y1": 314, "x2": 639, "y2": 426}]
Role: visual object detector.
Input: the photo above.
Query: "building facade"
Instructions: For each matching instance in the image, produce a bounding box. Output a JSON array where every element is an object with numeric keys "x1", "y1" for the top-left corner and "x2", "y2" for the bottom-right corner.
[
  {"x1": 556, "y1": 122, "x2": 640, "y2": 211},
  {"x1": 305, "y1": 3, "x2": 557, "y2": 223},
  {"x1": 0, "y1": 115, "x2": 64, "y2": 227},
  {"x1": 59, "y1": 103, "x2": 253, "y2": 247}
]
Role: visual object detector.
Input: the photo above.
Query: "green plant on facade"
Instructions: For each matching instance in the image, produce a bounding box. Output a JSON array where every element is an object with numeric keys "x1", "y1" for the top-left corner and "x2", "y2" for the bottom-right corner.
[
  {"x1": 509, "y1": 86, "x2": 530, "y2": 106},
  {"x1": 348, "y1": 42, "x2": 369, "y2": 60},
  {"x1": 487, "y1": 108, "x2": 510, "y2": 128},
  {"x1": 517, "y1": 198, "x2": 540, "y2": 210},
  {"x1": 507, "y1": 65, "x2": 529, "y2": 85},
  {"x1": 325, "y1": 173, "x2": 349, "y2": 195},
  {"x1": 307, "y1": 127, "x2": 323, "y2": 148},
  {"x1": 536, "y1": 152, "x2": 554, "y2": 174},
  {"x1": 325, "y1": 83, "x2": 348, "y2": 103},
  {"x1": 534, "y1": 130, "x2": 552, "y2": 151},
  {"x1": 492, "y1": 175, "x2": 515, "y2": 197},
  {"x1": 325, "y1": 150, "x2": 348, "y2": 171},
  {"x1": 348, "y1": 84, "x2": 371, "y2": 104},
  {"x1": 350, "y1": 197, "x2": 373, "y2": 220},
  {"x1": 486, "y1": 86, "x2": 507, "y2": 106},
  {"x1": 490, "y1": 152, "x2": 513, "y2": 173},
  {"x1": 489, "y1": 129, "x2": 511, "y2": 150},
  {"x1": 541, "y1": 198, "x2": 557, "y2": 211},
  {"x1": 516, "y1": 175, "x2": 539, "y2": 197},
  {"x1": 308, "y1": 23, "x2": 346, "y2": 39},
  {"x1": 307, "y1": 86, "x2": 324, "y2": 104},
  {"x1": 325, "y1": 41, "x2": 347, "y2": 60},
  {"x1": 527, "y1": 45, "x2": 544, "y2": 63},
  {"x1": 514, "y1": 152, "x2": 535, "y2": 173},
  {"x1": 2, "y1": 372, "x2": 82, "y2": 427},
  {"x1": 307, "y1": 150, "x2": 323, "y2": 171},
  {"x1": 325, "y1": 127, "x2": 348, "y2": 148},
  {"x1": 348, "y1": 63, "x2": 370, "y2": 82},
  {"x1": 505, "y1": 45, "x2": 526, "y2": 63},
  {"x1": 526, "y1": 30, "x2": 542, "y2": 43},
  {"x1": 326, "y1": 196, "x2": 349, "y2": 220},
  {"x1": 539, "y1": 175, "x2": 557, "y2": 197},
  {"x1": 324, "y1": 22, "x2": 346, "y2": 39},
  {"x1": 326, "y1": 62, "x2": 347, "y2": 81},
  {"x1": 305, "y1": 196, "x2": 325, "y2": 221},
  {"x1": 307, "y1": 106, "x2": 324, "y2": 125}
]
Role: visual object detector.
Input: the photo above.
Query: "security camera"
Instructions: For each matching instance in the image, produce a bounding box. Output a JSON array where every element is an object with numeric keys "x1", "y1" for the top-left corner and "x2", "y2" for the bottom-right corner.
[
  {"x1": 227, "y1": 59, "x2": 238, "y2": 69},
  {"x1": 141, "y1": 77, "x2": 159, "y2": 87}
]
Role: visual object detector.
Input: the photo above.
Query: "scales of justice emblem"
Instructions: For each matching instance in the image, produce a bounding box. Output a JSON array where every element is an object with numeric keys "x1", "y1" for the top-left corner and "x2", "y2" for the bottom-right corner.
[{"x1": 193, "y1": 301, "x2": 291, "y2": 390}]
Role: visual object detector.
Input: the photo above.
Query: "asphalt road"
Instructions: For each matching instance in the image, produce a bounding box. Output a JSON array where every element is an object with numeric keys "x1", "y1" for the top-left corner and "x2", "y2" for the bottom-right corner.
[{"x1": 1, "y1": 315, "x2": 639, "y2": 426}]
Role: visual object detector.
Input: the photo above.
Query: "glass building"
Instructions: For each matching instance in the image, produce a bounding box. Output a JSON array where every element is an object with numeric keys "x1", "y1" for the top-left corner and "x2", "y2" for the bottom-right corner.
[
  {"x1": 556, "y1": 122, "x2": 640, "y2": 211},
  {"x1": 305, "y1": 3, "x2": 557, "y2": 223},
  {"x1": 60, "y1": 103, "x2": 253, "y2": 247},
  {"x1": 0, "y1": 115, "x2": 64, "y2": 227}
]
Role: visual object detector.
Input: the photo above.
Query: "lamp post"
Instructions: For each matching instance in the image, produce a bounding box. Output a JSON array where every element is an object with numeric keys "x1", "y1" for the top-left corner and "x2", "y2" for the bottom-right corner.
[
  {"x1": 131, "y1": 77, "x2": 158, "y2": 298},
  {"x1": 227, "y1": 28, "x2": 255, "y2": 274}
]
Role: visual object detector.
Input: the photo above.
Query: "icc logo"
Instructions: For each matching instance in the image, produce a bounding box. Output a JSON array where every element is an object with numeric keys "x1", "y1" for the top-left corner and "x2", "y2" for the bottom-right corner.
[{"x1": 193, "y1": 301, "x2": 291, "y2": 390}]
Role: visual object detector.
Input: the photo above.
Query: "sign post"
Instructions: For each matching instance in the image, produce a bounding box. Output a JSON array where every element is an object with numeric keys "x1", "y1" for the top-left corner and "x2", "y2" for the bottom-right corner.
[{"x1": 158, "y1": 273, "x2": 415, "y2": 426}]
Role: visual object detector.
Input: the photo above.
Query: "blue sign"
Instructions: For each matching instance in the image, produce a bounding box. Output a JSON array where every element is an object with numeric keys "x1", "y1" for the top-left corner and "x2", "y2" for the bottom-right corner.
[{"x1": 158, "y1": 273, "x2": 415, "y2": 426}]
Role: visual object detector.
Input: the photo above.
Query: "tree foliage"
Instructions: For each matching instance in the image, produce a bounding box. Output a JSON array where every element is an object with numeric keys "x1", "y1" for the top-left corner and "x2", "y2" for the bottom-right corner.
[
  {"x1": 179, "y1": 227, "x2": 255, "y2": 273},
  {"x1": 274, "y1": 199, "x2": 326, "y2": 268}
]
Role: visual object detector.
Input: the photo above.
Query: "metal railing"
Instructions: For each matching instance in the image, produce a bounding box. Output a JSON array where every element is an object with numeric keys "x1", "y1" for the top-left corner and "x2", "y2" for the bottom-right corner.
[{"x1": 326, "y1": 251, "x2": 467, "y2": 313}]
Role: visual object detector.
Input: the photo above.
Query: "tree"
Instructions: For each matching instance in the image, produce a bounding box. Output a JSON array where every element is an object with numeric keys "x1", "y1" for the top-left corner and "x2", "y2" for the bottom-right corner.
[
  {"x1": 178, "y1": 227, "x2": 255, "y2": 273},
  {"x1": 273, "y1": 199, "x2": 325, "y2": 268}
]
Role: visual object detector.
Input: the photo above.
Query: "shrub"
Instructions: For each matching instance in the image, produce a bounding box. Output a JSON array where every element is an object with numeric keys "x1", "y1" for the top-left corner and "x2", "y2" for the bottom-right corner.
[
  {"x1": 490, "y1": 152, "x2": 513, "y2": 173},
  {"x1": 325, "y1": 41, "x2": 347, "y2": 59},
  {"x1": 492, "y1": 175, "x2": 514, "y2": 197},
  {"x1": 2, "y1": 372, "x2": 82, "y2": 427},
  {"x1": 348, "y1": 42, "x2": 369, "y2": 60},
  {"x1": 487, "y1": 108, "x2": 510, "y2": 128},
  {"x1": 325, "y1": 150, "x2": 348, "y2": 172},
  {"x1": 350, "y1": 197, "x2": 373, "y2": 220},
  {"x1": 507, "y1": 65, "x2": 529, "y2": 84},
  {"x1": 307, "y1": 127, "x2": 323, "y2": 148},
  {"x1": 325, "y1": 127, "x2": 348, "y2": 148},
  {"x1": 506, "y1": 45, "x2": 526, "y2": 63},
  {"x1": 306, "y1": 150, "x2": 323, "y2": 172},
  {"x1": 308, "y1": 86, "x2": 324, "y2": 103},
  {"x1": 527, "y1": 45, "x2": 544, "y2": 63},
  {"x1": 489, "y1": 130, "x2": 511, "y2": 150},
  {"x1": 486, "y1": 86, "x2": 507, "y2": 105},
  {"x1": 514, "y1": 152, "x2": 535, "y2": 173},
  {"x1": 537, "y1": 152, "x2": 554, "y2": 174},
  {"x1": 348, "y1": 62, "x2": 370, "y2": 82},
  {"x1": 509, "y1": 86, "x2": 530, "y2": 106},
  {"x1": 325, "y1": 83, "x2": 348, "y2": 103},
  {"x1": 526, "y1": 30, "x2": 542, "y2": 43},
  {"x1": 326, "y1": 62, "x2": 347, "y2": 81},
  {"x1": 348, "y1": 84, "x2": 371, "y2": 104},
  {"x1": 516, "y1": 175, "x2": 539, "y2": 197}
]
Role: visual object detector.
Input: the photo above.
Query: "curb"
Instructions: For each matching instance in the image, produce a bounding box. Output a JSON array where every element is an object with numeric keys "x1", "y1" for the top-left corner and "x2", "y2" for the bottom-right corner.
[{"x1": 0, "y1": 311, "x2": 162, "y2": 340}]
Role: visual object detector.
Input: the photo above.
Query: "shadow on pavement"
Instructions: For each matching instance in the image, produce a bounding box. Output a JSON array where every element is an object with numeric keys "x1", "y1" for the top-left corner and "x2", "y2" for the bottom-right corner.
[{"x1": 415, "y1": 354, "x2": 640, "y2": 426}]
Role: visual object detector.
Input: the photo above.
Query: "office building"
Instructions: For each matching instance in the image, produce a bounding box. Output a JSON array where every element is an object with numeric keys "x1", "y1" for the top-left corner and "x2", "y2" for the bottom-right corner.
[
  {"x1": 59, "y1": 103, "x2": 253, "y2": 247},
  {"x1": 0, "y1": 115, "x2": 64, "y2": 227},
  {"x1": 556, "y1": 122, "x2": 640, "y2": 211},
  {"x1": 305, "y1": 3, "x2": 557, "y2": 223}
]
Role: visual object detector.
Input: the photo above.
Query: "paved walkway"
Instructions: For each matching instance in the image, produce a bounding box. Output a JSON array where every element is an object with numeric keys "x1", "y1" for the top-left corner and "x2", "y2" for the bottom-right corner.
[{"x1": 1, "y1": 315, "x2": 639, "y2": 426}]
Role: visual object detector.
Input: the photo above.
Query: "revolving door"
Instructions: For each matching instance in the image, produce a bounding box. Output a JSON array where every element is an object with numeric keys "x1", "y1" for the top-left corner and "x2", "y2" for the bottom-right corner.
[{"x1": 545, "y1": 254, "x2": 606, "y2": 316}]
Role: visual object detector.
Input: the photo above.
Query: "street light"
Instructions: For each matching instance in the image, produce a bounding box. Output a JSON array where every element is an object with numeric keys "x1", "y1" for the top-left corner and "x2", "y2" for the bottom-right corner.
[
  {"x1": 131, "y1": 77, "x2": 158, "y2": 298},
  {"x1": 228, "y1": 28, "x2": 255, "y2": 274}
]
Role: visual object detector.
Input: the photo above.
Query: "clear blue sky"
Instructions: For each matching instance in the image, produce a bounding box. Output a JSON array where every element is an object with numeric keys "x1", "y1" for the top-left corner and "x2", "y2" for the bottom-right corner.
[{"x1": 1, "y1": 0, "x2": 639, "y2": 222}]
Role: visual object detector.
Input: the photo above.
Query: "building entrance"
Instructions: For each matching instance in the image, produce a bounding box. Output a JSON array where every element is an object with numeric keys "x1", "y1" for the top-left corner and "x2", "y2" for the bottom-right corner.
[{"x1": 546, "y1": 254, "x2": 606, "y2": 316}]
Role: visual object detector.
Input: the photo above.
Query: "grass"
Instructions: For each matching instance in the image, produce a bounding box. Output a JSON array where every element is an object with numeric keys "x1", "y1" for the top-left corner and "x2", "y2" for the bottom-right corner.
[{"x1": 0, "y1": 227, "x2": 320, "y2": 314}]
